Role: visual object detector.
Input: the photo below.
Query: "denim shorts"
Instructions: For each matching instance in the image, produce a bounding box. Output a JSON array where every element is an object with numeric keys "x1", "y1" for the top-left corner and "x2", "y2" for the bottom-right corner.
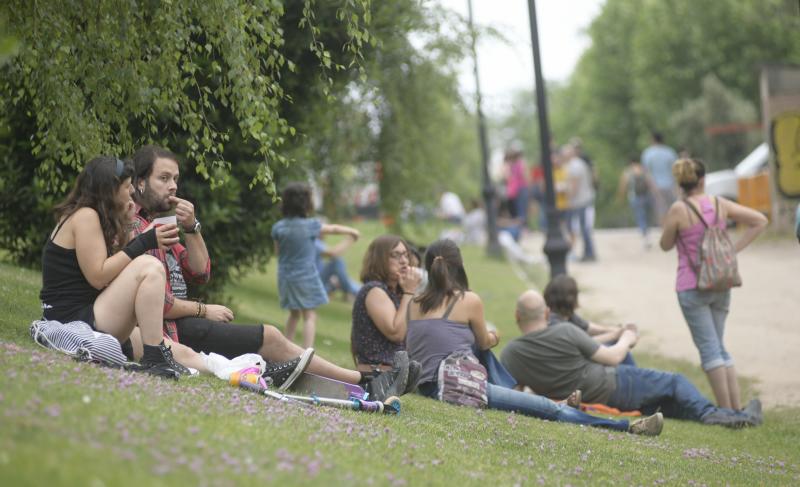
[{"x1": 676, "y1": 289, "x2": 732, "y2": 371}]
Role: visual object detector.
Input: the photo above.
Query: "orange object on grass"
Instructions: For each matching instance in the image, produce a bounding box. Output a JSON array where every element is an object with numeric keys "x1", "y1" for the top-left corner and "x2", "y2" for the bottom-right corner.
[{"x1": 580, "y1": 403, "x2": 642, "y2": 417}]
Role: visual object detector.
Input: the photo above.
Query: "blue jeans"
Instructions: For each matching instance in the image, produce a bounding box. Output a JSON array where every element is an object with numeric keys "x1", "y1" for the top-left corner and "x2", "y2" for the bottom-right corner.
[
  {"x1": 571, "y1": 205, "x2": 595, "y2": 259},
  {"x1": 677, "y1": 290, "x2": 732, "y2": 371},
  {"x1": 486, "y1": 384, "x2": 629, "y2": 431},
  {"x1": 475, "y1": 347, "x2": 518, "y2": 389},
  {"x1": 509, "y1": 186, "x2": 529, "y2": 224},
  {"x1": 608, "y1": 365, "x2": 720, "y2": 421},
  {"x1": 418, "y1": 375, "x2": 629, "y2": 432},
  {"x1": 629, "y1": 195, "x2": 651, "y2": 236},
  {"x1": 319, "y1": 257, "x2": 361, "y2": 295},
  {"x1": 604, "y1": 340, "x2": 637, "y2": 367}
]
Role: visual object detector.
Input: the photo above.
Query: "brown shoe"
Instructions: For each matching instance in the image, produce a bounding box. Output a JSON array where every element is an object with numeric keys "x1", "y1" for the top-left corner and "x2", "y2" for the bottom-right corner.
[
  {"x1": 566, "y1": 389, "x2": 582, "y2": 409},
  {"x1": 629, "y1": 412, "x2": 664, "y2": 436}
]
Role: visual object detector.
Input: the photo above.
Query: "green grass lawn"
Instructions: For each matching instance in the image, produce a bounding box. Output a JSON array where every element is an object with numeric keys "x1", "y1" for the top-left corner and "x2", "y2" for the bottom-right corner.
[{"x1": 1, "y1": 223, "x2": 798, "y2": 486}]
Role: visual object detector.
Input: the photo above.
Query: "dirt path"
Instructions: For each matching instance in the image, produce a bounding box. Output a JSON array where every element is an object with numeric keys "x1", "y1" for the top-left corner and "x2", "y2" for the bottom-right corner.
[{"x1": 523, "y1": 227, "x2": 800, "y2": 408}]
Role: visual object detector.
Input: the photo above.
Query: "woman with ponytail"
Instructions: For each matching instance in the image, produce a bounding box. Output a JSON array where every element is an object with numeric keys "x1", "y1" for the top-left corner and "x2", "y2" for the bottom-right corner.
[
  {"x1": 406, "y1": 239, "x2": 661, "y2": 434},
  {"x1": 660, "y1": 158, "x2": 767, "y2": 409}
]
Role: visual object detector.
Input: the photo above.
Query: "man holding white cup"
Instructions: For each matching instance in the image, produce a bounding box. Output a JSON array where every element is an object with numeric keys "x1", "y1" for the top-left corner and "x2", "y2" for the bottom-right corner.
[{"x1": 126, "y1": 145, "x2": 410, "y2": 398}]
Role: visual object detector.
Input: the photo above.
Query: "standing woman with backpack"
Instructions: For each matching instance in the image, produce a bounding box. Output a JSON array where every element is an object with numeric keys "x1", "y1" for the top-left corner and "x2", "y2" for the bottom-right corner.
[{"x1": 660, "y1": 158, "x2": 767, "y2": 410}]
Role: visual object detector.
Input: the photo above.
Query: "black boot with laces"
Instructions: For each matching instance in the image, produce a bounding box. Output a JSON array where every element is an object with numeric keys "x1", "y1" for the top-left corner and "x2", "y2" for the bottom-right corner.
[
  {"x1": 136, "y1": 341, "x2": 186, "y2": 380},
  {"x1": 262, "y1": 348, "x2": 314, "y2": 391}
]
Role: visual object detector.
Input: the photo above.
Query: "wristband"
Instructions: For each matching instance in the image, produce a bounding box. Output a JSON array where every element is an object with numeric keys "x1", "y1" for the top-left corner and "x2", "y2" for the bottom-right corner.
[{"x1": 123, "y1": 227, "x2": 158, "y2": 259}]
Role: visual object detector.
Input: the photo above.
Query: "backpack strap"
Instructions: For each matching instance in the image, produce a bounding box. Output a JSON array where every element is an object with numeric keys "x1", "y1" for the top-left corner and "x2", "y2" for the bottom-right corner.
[
  {"x1": 683, "y1": 198, "x2": 709, "y2": 229},
  {"x1": 441, "y1": 292, "x2": 464, "y2": 320}
]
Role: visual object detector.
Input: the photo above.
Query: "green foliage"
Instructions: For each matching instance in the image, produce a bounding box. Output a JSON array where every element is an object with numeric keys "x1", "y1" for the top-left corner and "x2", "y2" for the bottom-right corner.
[
  {"x1": 0, "y1": 0, "x2": 371, "y2": 291},
  {"x1": 497, "y1": 0, "x2": 800, "y2": 228},
  {"x1": 1, "y1": 0, "x2": 370, "y2": 189},
  {"x1": 366, "y1": 5, "x2": 481, "y2": 223},
  {"x1": 668, "y1": 74, "x2": 761, "y2": 171},
  {"x1": 0, "y1": 0, "x2": 478, "y2": 298}
]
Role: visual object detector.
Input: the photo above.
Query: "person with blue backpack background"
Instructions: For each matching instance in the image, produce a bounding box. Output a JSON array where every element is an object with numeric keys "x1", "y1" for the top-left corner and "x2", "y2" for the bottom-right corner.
[{"x1": 617, "y1": 155, "x2": 659, "y2": 249}]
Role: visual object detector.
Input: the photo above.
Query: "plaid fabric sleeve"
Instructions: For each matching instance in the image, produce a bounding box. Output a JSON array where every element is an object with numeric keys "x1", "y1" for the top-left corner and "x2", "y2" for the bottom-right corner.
[
  {"x1": 132, "y1": 210, "x2": 180, "y2": 342},
  {"x1": 174, "y1": 242, "x2": 211, "y2": 284}
]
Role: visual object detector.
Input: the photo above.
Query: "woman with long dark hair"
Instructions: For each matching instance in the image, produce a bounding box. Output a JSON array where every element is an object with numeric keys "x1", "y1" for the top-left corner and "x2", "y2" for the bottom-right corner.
[
  {"x1": 660, "y1": 158, "x2": 767, "y2": 409},
  {"x1": 40, "y1": 156, "x2": 187, "y2": 378},
  {"x1": 406, "y1": 239, "x2": 662, "y2": 435}
]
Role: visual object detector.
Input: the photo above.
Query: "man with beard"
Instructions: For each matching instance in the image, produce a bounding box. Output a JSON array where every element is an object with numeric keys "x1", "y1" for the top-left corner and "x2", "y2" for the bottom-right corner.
[{"x1": 129, "y1": 145, "x2": 410, "y2": 400}]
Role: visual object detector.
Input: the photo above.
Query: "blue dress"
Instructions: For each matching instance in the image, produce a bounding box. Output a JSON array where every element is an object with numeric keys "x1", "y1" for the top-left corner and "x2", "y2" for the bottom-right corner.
[{"x1": 271, "y1": 218, "x2": 329, "y2": 310}]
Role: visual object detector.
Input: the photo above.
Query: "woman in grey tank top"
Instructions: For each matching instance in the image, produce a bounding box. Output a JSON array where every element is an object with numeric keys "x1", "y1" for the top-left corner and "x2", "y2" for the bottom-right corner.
[{"x1": 406, "y1": 239, "x2": 661, "y2": 435}]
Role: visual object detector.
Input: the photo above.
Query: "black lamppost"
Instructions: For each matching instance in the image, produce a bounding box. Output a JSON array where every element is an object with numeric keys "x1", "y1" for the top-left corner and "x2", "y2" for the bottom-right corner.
[
  {"x1": 467, "y1": 0, "x2": 501, "y2": 257},
  {"x1": 526, "y1": 0, "x2": 569, "y2": 277}
]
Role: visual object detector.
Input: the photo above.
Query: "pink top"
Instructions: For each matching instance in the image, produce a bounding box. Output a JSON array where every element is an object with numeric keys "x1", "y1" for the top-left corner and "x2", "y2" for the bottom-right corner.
[
  {"x1": 675, "y1": 196, "x2": 726, "y2": 292},
  {"x1": 506, "y1": 158, "x2": 527, "y2": 199}
]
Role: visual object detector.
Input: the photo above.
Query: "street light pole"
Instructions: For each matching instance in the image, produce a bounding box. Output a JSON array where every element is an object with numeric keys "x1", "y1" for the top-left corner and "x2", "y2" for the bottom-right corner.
[
  {"x1": 526, "y1": 0, "x2": 569, "y2": 277},
  {"x1": 467, "y1": 0, "x2": 501, "y2": 257}
]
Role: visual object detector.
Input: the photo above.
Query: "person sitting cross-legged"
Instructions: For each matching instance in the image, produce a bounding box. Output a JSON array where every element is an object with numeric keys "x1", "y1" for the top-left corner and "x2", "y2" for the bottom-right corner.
[
  {"x1": 128, "y1": 145, "x2": 408, "y2": 399},
  {"x1": 544, "y1": 275, "x2": 637, "y2": 366},
  {"x1": 500, "y1": 290, "x2": 763, "y2": 428}
]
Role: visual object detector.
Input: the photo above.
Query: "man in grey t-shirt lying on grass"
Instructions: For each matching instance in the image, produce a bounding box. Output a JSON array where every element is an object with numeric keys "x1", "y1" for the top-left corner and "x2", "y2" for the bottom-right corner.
[{"x1": 500, "y1": 290, "x2": 762, "y2": 429}]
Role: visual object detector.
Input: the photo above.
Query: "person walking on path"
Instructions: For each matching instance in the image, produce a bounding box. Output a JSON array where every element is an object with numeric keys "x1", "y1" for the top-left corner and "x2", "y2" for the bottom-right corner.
[
  {"x1": 659, "y1": 158, "x2": 767, "y2": 410},
  {"x1": 565, "y1": 144, "x2": 597, "y2": 262},
  {"x1": 406, "y1": 239, "x2": 664, "y2": 436},
  {"x1": 642, "y1": 132, "x2": 678, "y2": 224},
  {"x1": 272, "y1": 182, "x2": 360, "y2": 348},
  {"x1": 503, "y1": 148, "x2": 530, "y2": 227},
  {"x1": 501, "y1": 290, "x2": 762, "y2": 428},
  {"x1": 617, "y1": 155, "x2": 659, "y2": 249}
]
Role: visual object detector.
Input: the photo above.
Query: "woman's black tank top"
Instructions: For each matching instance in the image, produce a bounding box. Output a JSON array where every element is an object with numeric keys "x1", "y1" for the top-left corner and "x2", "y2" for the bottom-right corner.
[{"x1": 39, "y1": 220, "x2": 99, "y2": 322}]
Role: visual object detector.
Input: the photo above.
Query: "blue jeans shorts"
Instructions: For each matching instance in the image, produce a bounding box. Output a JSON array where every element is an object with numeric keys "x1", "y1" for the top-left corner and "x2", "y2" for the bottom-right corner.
[{"x1": 677, "y1": 289, "x2": 732, "y2": 371}]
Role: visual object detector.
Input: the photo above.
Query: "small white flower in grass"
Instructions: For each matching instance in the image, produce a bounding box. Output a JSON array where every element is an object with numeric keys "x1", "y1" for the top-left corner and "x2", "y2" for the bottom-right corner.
[{"x1": 82, "y1": 395, "x2": 91, "y2": 404}]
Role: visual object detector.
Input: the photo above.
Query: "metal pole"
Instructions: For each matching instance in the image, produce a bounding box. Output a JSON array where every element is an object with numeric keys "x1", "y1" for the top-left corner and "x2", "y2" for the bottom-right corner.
[
  {"x1": 467, "y1": 0, "x2": 501, "y2": 257},
  {"x1": 526, "y1": 0, "x2": 569, "y2": 277}
]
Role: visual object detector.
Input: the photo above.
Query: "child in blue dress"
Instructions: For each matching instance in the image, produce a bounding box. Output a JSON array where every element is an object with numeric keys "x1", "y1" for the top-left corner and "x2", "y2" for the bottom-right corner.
[{"x1": 272, "y1": 182, "x2": 360, "y2": 347}]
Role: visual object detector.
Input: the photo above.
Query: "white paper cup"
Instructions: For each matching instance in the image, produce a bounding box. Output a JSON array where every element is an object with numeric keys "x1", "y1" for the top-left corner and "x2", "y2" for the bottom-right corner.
[{"x1": 152, "y1": 215, "x2": 177, "y2": 226}]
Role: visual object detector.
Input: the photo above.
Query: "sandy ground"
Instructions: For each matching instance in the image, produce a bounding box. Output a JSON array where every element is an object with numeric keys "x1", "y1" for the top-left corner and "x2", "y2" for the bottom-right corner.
[{"x1": 522, "y1": 227, "x2": 800, "y2": 408}]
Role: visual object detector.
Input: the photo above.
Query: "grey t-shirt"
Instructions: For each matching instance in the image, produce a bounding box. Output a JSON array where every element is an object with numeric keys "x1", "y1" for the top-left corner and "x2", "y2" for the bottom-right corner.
[
  {"x1": 566, "y1": 157, "x2": 595, "y2": 208},
  {"x1": 500, "y1": 322, "x2": 616, "y2": 404},
  {"x1": 547, "y1": 311, "x2": 589, "y2": 331}
]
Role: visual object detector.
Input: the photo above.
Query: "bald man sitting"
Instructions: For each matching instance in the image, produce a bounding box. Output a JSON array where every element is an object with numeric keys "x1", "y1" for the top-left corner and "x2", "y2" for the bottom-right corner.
[{"x1": 500, "y1": 290, "x2": 763, "y2": 429}]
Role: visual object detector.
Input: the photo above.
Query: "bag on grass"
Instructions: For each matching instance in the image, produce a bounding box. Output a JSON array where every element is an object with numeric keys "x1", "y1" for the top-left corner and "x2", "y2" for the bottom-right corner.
[
  {"x1": 437, "y1": 350, "x2": 488, "y2": 408},
  {"x1": 683, "y1": 198, "x2": 742, "y2": 291},
  {"x1": 30, "y1": 319, "x2": 128, "y2": 367}
]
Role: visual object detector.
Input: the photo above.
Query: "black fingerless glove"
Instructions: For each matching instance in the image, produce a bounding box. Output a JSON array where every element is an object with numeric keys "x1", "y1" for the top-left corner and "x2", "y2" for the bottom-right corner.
[{"x1": 123, "y1": 227, "x2": 159, "y2": 259}]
